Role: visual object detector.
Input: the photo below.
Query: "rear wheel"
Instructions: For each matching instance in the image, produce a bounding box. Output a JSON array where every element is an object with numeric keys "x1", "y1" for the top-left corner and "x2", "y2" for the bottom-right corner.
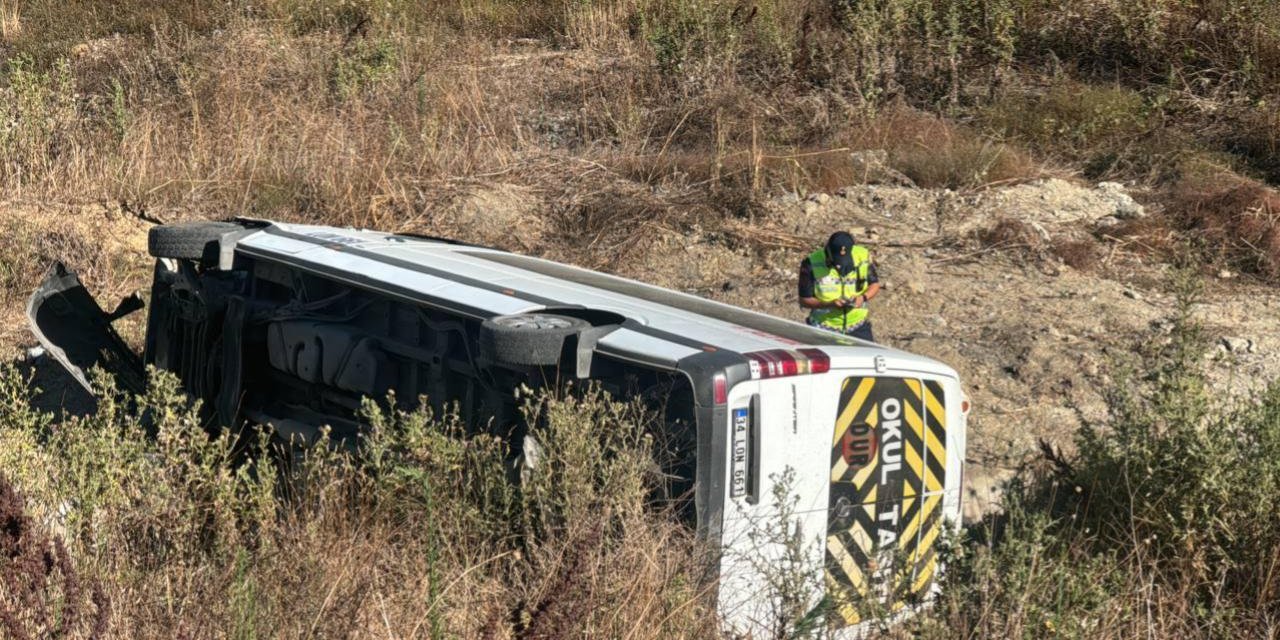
[
  {"x1": 479, "y1": 313, "x2": 590, "y2": 367},
  {"x1": 148, "y1": 221, "x2": 242, "y2": 262}
]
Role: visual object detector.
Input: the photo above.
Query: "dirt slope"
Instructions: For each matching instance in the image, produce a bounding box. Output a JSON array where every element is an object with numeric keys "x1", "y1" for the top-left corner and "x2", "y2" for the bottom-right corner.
[
  {"x1": 628, "y1": 180, "x2": 1280, "y2": 520},
  {"x1": 7, "y1": 177, "x2": 1280, "y2": 520}
]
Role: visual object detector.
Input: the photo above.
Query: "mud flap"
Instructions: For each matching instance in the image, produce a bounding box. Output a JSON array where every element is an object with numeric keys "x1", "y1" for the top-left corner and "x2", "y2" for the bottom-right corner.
[{"x1": 27, "y1": 263, "x2": 146, "y2": 395}]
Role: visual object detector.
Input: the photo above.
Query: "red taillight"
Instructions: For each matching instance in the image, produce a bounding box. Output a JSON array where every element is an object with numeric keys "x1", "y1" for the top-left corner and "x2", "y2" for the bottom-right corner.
[
  {"x1": 798, "y1": 348, "x2": 830, "y2": 374},
  {"x1": 746, "y1": 349, "x2": 830, "y2": 380},
  {"x1": 961, "y1": 398, "x2": 971, "y2": 414},
  {"x1": 713, "y1": 373, "x2": 728, "y2": 405}
]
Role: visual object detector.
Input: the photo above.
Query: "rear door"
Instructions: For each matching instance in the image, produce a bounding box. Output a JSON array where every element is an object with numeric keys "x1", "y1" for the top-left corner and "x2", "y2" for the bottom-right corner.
[{"x1": 825, "y1": 375, "x2": 948, "y2": 626}]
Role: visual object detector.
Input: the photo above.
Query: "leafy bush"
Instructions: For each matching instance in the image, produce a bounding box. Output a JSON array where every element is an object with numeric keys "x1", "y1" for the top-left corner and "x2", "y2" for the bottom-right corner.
[
  {"x1": 1066, "y1": 274, "x2": 1280, "y2": 617},
  {"x1": 0, "y1": 474, "x2": 109, "y2": 640},
  {"x1": 924, "y1": 273, "x2": 1280, "y2": 638},
  {"x1": 982, "y1": 82, "x2": 1150, "y2": 156},
  {"x1": 331, "y1": 38, "x2": 398, "y2": 100},
  {"x1": 0, "y1": 368, "x2": 715, "y2": 638}
]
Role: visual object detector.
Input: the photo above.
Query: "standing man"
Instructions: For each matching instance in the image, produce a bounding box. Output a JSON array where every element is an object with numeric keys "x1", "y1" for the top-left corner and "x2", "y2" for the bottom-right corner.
[{"x1": 798, "y1": 231, "x2": 881, "y2": 342}]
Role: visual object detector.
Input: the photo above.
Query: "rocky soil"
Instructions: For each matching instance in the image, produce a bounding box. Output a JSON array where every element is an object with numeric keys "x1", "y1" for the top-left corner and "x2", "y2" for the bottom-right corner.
[
  {"x1": 8, "y1": 175, "x2": 1280, "y2": 521},
  {"x1": 633, "y1": 178, "x2": 1280, "y2": 521},
  {"x1": 486, "y1": 170, "x2": 1276, "y2": 520}
]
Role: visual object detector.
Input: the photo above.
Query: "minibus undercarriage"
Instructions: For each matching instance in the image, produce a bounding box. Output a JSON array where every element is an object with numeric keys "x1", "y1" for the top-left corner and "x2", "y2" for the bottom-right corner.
[{"x1": 32, "y1": 248, "x2": 700, "y2": 516}]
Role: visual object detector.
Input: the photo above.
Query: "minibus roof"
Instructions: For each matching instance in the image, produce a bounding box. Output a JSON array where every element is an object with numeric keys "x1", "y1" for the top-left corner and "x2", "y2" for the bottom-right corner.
[{"x1": 235, "y1": 222, "x2": 950, "y2": 374}]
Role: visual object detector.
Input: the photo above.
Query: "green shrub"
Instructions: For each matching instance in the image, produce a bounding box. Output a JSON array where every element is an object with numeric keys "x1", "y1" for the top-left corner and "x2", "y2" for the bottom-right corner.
[
  {"x1": 925, "y1": 492, "x2": 1133, "y2": 639},
  {"x1": 982, "y1": 82, "x2": 1149, "y2": 156},
  {"x1": 331, "y1": 38, "x2": 398, "y2": 100},
  {"x1": 926, "y1": 271, "x2": 1280, "y2": 637},
  {"x1": 0, "y1": 55, "x2": 78, "y2": 183},
  {"x1": 1067, "y1": 274, "x2": 1280, "y2": 614},
  {"x1": 0, "y1": 367, "x2": 714, "y2": 637}
]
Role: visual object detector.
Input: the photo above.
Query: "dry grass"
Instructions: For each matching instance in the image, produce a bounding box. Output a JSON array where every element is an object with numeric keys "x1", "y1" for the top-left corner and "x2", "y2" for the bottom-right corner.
[
  {"x1": 0, "y1": 1, "x2": 1053, "y2": 249},
  {"x1": 4, "y1": 1, "x2": 1280, "y2": 638},
  {"x1": 1051, "y1": 237, "x2": 1102, "y2": 271},
  {"x1": 0, "y1": 371, "x2": 720, "y2": 639},
  {"x1": 1167, "y1": 176, "x2": 1280, "y2": 280},
  {"x1": 975, "y1": 218, "x2": 1042, "y2": 252}
]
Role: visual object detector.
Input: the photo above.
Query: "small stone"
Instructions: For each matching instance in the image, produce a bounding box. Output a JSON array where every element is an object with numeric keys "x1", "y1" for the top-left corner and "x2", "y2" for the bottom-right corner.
[
  {"x1": 1123, "y1": 289, "x2": 1142, "y2": 300},
  {"x1": 808, "y1": 192, "x2": 832, "y2": 205},
  {"x1": 1217, "y1": 268, "x2": 1236, "y2": 279},
  {"x1": 26, "y1": 346, "x2": 45, "y2": 361},
  {"x1": 1029, "y1": 221, "x2": 1051, "y2": 241},
  {"x1": 802, "y1": 201, "x2": 820, "y2": 215},
  {"x1": 1096, "y1": 181, "x2": 1146, "y2": 219},
  {"x1": 1095, "y1": 215, "x2": 1121, "y2": 229}
]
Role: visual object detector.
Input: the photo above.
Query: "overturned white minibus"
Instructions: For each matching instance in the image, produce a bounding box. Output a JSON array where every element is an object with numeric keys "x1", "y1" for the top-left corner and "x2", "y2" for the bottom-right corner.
[{"x1": 29, "y1": 219, "x2": 967, "y2": 635}]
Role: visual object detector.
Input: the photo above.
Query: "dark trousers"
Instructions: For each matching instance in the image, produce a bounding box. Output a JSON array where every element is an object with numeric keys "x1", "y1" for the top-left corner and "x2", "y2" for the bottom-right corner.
[{"x1": 849, "y1": 320, "x2": 874, "y2": 342}]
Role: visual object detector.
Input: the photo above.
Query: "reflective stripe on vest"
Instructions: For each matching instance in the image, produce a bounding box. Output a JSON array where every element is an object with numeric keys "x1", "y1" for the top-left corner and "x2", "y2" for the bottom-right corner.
[{"x1": 807, "y1": 246, "x2": 871, "y2": 331}]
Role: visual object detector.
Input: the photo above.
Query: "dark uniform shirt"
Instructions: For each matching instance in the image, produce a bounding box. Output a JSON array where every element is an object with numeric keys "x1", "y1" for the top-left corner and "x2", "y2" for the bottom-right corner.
[{"x1": 797, "y1": 256, "x2": 879, "y2": 298}]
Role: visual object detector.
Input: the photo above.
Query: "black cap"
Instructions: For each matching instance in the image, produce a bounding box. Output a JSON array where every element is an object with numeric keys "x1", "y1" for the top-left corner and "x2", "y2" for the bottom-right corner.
[{"x1": 825, "y1": 231, "x2": 856, "y2": 275}]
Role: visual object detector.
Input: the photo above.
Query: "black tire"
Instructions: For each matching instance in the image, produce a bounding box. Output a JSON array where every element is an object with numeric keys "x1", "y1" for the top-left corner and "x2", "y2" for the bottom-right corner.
[
  {"x1": 479, "y1": 313, "x2": 590, "y2": 367},
  {"x1": 148, "y1": 221, "x2": 242, "y2": 262}
]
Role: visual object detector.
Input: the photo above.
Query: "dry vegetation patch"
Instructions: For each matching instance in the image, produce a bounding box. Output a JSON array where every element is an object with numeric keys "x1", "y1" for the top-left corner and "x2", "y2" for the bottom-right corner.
[
  {"x1": 1168, "y1": 178, "x2": 1280, "y2": 280},
  {"x1": 3, "y1": 1, "x2": 1280, "y2": 637},
  {"x1": 0, "y1": 475, "x2": 108, "y2": 640}
]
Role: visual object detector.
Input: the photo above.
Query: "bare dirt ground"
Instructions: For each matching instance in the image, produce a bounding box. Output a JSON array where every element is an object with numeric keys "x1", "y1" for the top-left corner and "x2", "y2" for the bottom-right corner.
[
  {"x1": 640, "y1": 180, "x2": 1280, "y2": 520},
  {"x1": 8, "y1": 177, "x2": 1279, "y2": 522},
  {"x1": 431, "y1": 171, "x2": 1280, "y2": 520}
]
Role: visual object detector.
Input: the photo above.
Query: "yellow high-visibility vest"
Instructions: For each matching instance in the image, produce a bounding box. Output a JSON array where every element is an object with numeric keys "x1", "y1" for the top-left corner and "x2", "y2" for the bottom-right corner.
[{"x1": 807, "y1": 246, "x2": 871, "y2": 331}]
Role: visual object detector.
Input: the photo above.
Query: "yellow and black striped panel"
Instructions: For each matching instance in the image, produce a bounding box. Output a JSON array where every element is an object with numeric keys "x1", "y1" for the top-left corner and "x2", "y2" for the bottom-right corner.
[
  {"x1": 909, "y1": 379, "x2": 947, "y2": 594},
  {"x1": 825, "y1": 376, "x2": 947, "y2": 627}
]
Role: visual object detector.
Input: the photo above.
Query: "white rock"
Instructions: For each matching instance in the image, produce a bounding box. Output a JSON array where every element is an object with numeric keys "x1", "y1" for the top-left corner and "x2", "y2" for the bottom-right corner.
[
  {"x1": 1096, "y1": 181, "x2": 1145, "y2": 219},
  {"x1": 1029, "y1": 221, "x2": 1051, "y2": 241}
]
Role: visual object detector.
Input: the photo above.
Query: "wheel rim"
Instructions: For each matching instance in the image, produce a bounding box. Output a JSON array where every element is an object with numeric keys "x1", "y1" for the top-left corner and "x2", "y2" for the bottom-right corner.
[{"x1": 495, "y1": 314, "x2": 575, "y2": 331}]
